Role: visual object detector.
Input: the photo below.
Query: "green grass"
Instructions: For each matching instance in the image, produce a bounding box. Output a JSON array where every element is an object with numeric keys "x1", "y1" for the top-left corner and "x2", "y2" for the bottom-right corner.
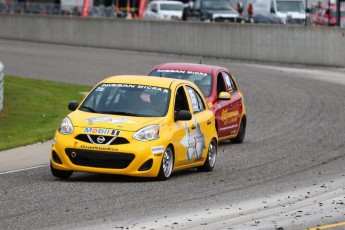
[{"x1": 0, "y1": 76, "x2": 91, "y2": 151}]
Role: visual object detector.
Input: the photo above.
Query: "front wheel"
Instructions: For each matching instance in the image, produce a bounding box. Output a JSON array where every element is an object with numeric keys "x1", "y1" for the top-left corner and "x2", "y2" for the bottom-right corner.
[
  {"x1": 50, "y1": 162, "x2": 73, "y2": 180},
  {"x1": 157, "y1": 146, "x2": 174, "y2": 180},
  {"x1": 198, "y1": 138, "x2": 217, "y2": 172}
]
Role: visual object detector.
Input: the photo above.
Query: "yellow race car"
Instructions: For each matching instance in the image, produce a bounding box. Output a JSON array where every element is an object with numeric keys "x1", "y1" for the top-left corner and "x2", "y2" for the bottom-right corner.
[{"x1": 51, "y1": 75, "x2": 218, "y2": 180}]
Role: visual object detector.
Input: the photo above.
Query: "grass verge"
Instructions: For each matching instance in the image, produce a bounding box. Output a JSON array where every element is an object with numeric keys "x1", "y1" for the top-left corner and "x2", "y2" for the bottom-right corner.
[{"x1": 0, "y1": 76, "x2": 91, "y2": 151}]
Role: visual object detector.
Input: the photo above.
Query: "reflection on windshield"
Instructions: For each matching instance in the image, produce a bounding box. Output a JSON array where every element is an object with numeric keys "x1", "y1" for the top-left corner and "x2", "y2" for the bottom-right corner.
[
  {"x1": 201, "y1": 0, "x2": 232, "y2": 10},
  {"x1": 150, "y1": 70, "x2": 212, "y2": 97},
  {"x1": 276, "y1": 1, "x2": 304, "y2": 12},
  {"x1": 80, "y1": 83, "x2": 170, "y2": 117},
  {"x1": 161, "y1": 4, "x2": 184, "y2": 11}
]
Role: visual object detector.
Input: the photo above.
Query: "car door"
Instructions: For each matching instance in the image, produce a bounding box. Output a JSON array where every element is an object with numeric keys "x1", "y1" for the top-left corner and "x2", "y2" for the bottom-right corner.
[
  {"x1": 172, "y1": 85, "x2": 211, "y2": 168},
  {"x1": 171, "y1": 85, "x2": 196, "y2": 168},
  {"x1": 184, "y1": 85, "x2": 213, "y2": 163},
  {"x1": 144, "y1": 2, "x2": 157, "y2": 19},
  {"x1": 222, "y1": 71, "x2": 243, "y2": 135},
  {"x1": 215, "y1": 71, "x2": 241, "y2": 138}
]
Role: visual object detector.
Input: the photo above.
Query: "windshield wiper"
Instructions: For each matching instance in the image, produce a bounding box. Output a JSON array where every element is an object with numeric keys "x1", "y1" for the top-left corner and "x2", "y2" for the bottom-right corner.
[
  {"x1": 80, "y1": 106, "x2": 97, "y2": 113},
  {"x1": 105, "y1": 111, "x2": 139, "y2": 116}
]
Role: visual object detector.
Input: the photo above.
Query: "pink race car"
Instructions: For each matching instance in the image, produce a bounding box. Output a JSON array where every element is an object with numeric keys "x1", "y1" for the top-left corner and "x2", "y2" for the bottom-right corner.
[{"x1": 149, "y1": 63, "x2": 246, "y2": 143}]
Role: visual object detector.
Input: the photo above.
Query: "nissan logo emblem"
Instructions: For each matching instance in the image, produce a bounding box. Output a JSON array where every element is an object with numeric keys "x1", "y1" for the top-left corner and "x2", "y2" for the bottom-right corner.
[{"x1": 97, "y1": 136, "x2": 106, "y2": 144}]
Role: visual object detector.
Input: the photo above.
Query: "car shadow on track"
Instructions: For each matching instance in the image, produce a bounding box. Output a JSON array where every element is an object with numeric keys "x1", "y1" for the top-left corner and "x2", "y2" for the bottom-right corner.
[{"x1": 47, "y1": 168, "x2": 203, "y2": 183}]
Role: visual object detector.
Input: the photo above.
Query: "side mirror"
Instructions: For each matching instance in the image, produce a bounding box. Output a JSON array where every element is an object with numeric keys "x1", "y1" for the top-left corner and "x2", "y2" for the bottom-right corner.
[
  {"x1": 217, "y1": 92, "x2": 231, "y2": 100},
  {"x1": 68, "y1": 101, "x2": 79, "y2": 111},
  {"x1": 175, "y1": 110, "x2": 192, "y2": 121}
]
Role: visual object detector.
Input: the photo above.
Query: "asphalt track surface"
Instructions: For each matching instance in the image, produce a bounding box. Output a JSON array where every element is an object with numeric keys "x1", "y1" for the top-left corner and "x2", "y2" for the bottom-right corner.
[{"x1": 1, "y1": 39, "x2": 345, "y2": 230}]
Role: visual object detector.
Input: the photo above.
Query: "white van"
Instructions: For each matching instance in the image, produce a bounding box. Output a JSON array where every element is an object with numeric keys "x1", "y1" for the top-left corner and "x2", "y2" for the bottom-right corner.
[
  {"x1": 143, "y1": 1, "x2": 185, "y2": 20},
  {"x1": 245, "y1": 0, "x2": 307, "y2": 25}
]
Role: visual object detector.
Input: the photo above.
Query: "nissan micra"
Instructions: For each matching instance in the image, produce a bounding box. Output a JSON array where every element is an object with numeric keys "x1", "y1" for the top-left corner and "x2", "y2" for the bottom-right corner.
[
  {"x1": 51, "y1": 75, "x2": 218, "y2": 180},
  {"x1": 148, "y1": 63, "x2": 246, "y2": 143}
]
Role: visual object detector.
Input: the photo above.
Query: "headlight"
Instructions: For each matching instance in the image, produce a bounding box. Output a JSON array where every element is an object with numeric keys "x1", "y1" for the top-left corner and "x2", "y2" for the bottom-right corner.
[
  {"x1": 133, "y1": 124, "x2": 160, "y2": 141},
  {"x1": 58, "y1": 117, "x2": 74, "y2": 134}
]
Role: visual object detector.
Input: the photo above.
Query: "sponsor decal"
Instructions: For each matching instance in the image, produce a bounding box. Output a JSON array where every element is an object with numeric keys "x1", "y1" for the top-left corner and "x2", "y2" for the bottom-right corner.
[
  {"x1": 152, "y1": 146, "x2": 165, "y2": 154},
  {"x1": 87, "y1": 116, "x2": 135, "y2": 125},
  {"x1": 74, "y1": 141, "x2": 78, "y2": 147},
  {"x1": 220, "y1": 109, "x2": 239, "y2": 125},
  {"x1": 219, "y1": 124, "x2": 238, "y2": 131},
  {"x1": 99, "y1": 83, "x2": 136, "y2": 88},
  {"x1": 154, "y1": 152, "x2": 163, "y2": 157},
  {"x1": 157, "y1": 69, "x2": 208, "y2": 76},
  {"x1": 230, "y1": 130, "x2": 237, "y2": 134},
  {"x1": 98, "y1": 84, "x2": 168, "y2": 93},
  {"x1": 84, "y1": 127, "x2": 111, "y2": 135},
  {"x1": 80, "y1": 145, "x2": 118, "y2": 152},
  {"x1": 180, "y1": 118, "x2": 206, "y2": 162},
  {"x1": 52, "y1": 138, "x2": 57, "y2": 145}
]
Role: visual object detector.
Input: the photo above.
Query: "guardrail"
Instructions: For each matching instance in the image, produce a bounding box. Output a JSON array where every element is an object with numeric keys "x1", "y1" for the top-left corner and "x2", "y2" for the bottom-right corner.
[
  {"x1": 0, "y1": 61, "x2": 4, "y2": 112},
  {"x1": 0, "y1": 14, "x2": 344, "y2": 67}
]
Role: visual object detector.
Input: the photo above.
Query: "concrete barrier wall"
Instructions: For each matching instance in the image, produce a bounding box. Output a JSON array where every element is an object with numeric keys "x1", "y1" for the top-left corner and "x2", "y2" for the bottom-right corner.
[
  {"x1": 0, "y1": 62, "x2": 4, "y2": 112},
  {"x1": 0, "y1": 14, "x2": 345, "y2": 67}
]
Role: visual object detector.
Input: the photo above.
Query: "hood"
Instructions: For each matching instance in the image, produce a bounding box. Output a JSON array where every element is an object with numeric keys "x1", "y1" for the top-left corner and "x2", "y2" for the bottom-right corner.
[
  {"x1": 159, "y1": 10, "x2": 183, "y2": 19},
  {"x1": 203, "y1": 9, "x2": 239, "y2": 17},
  {"x1": 276, "y1": 11, "x2": 306, "y2": 19},
  {"x1": 68, "y1": 110, "x2": 164, "y2": 132}
]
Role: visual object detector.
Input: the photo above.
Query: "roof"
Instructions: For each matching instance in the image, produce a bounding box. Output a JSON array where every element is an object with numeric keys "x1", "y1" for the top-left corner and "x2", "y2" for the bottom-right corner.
[
  {"x1": 101, "y1": 75, "x2": 190, "y2": 88},
  {"x1": 151, "y1": 63, "x2": 226, "y2": 74}
]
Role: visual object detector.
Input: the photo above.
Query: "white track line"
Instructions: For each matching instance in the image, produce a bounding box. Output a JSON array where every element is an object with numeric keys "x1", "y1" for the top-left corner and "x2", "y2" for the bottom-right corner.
[{"x1": 0, "y1": 164, "x2": 49, "y2": 175}]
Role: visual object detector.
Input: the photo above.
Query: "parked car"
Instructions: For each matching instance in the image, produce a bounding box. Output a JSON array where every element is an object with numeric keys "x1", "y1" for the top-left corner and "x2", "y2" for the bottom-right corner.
[
  {"x1": 148, "y1": 63, "x2": 246, "y2": 143},
  {"x1": 51, "y1": 75, "x2": 218, "y2": 180},
  {"x1": 143, "y1": 0, "x2": 184, "y2": 20},
  {"x1": 182, "y1": 0, "x2": 240, "y2": 22},
  {"x1": 243, "y1": 0, "x2": 306, "y2": 25}
]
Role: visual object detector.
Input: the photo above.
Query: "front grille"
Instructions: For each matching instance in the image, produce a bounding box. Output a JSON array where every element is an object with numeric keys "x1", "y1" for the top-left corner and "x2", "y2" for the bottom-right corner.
[
  {"x1": 214, "y1": 17, "x2": 236, "y2": 22},
  {"x1": 65, "y1": 148, "x2": 135, "y2": 169},
  {"x1": 287, "y1": 18, "x2": 305, "y2": 25},
  {"x1": 75, "y1": 134, "x2": 129, "y2": 145}
]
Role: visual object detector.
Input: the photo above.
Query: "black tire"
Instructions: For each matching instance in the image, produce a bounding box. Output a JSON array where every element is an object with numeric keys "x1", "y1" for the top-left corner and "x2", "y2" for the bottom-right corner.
[
  {"x1": 50, "y1": 162, "x2": 73, "y2": 180},
  {"x1": 198, "y1": 138, "x2": 217, "y2": 172},
  {"x1": 157, "y1": 146, "x2": 174, "y2": 181},
  {"x1": 231, "y1": 118, "x2": 246, "y2": 144}
]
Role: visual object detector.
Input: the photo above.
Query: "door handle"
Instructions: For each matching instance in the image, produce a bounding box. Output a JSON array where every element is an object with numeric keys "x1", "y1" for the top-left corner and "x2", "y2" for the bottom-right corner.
[
  {"x1": 228, "y1": 104, "x2": 232, "y2": 108},
  {"x1": 207, "y1": 120, "x2": 211, "y2": 125},
  {"x1": 191, "y1": 125, "x2": 196, "y2": 130}
]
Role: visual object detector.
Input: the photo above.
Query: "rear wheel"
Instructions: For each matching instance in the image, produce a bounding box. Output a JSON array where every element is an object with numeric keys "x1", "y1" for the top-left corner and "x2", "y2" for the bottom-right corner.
[
  {"x1": 157, "y1": 146, "x2": 174, "y2": 180},
  {"x1": 198, "y1": 138, "x2": 217, "y2": 172},
  {"x1": 231, "y1": 118, "x2": 246, "y2": 144},
  {"x1": 50, "y1": 162, "x2": 73, "y2": 180}
]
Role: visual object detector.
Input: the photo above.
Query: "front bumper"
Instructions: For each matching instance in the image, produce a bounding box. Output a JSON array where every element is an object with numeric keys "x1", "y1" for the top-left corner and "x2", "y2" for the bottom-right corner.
[{"x1": 51, "y1": 131, "x2": 165, "y2": 178}]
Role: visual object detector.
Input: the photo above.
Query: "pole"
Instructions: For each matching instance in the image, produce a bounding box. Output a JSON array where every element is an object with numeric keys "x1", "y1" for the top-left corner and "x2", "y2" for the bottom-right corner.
[
  {"x1": 328, "y1": 0, "x2": 331, "y2": 26},
  {"x1": 336, "y1": 0, "x2": 341, "y2": 26},
  {"x1": 305, "y1": 0, "x2": 308, "y2": 26}
]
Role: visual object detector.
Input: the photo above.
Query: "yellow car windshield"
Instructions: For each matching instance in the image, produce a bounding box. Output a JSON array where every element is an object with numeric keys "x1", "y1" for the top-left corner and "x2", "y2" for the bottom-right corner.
[{"x1": 80, "y1": 83, "x2": 170, "y2": 117}]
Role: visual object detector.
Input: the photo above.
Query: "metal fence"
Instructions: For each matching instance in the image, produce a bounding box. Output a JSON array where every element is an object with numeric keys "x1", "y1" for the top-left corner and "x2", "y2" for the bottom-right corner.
[{"x1": 0, "y1": 61, "x2": 4, "y2": 112}]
